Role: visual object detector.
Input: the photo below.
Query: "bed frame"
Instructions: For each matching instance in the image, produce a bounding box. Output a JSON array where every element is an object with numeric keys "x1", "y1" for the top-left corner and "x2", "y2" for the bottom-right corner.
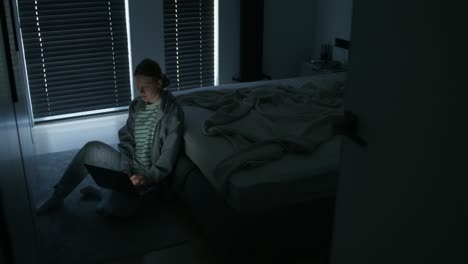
[
  {"x1": 172, "y1": 153, "x2": 335, "y2": 262},
  {"x1": 169, "y1": 74, "x2": 346, "y2": 262}
]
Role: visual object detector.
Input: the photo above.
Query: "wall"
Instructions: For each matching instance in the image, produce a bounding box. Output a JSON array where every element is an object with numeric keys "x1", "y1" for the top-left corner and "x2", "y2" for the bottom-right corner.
[
  {"x1": 314, "y1": 0, "x2": 353, "y2": 63},
  {"x1": 263, "y1": 0, "x2": 317, "y2": 79},
  {"x1": 0, "y1": 5, "x2": 38, "y2": 262},
  {"x1": 31, "y1": 113, "x2": 126, "y2": 154},
  {"x1": 9, "y1": 0, "x2": 35, "y2": 167},
  {"x1": 331, "y1": 0, "x2": 468, "y2": 263},
  {"x1": 262, "y1": 0, "x2": 353, "y2": 78},
  {"x1": 128, "y1": 0, "x2": 165, "y2": 95},
  {"x1": 218, "y1": 0, "x2": 240, "y2": 84}
]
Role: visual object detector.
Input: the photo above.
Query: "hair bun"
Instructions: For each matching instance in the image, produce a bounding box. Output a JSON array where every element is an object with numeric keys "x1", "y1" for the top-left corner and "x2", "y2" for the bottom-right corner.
[{"x1": 161, "y1": 74, "x2": 170, "y2": 88}]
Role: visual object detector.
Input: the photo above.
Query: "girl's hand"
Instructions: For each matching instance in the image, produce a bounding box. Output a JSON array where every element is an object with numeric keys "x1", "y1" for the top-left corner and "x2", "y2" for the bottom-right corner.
[{"x1": 130, "y1": 174, "x2": 146, "y2": 186}]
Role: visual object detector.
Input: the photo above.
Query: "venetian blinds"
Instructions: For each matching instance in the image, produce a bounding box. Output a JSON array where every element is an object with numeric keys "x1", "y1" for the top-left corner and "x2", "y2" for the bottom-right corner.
[
  {"x1": 17, "y1": 0, "x2": 132, "y2": 122},
  {"x1": 163, "y1": 0, "x2": 215, "y2": 90}
]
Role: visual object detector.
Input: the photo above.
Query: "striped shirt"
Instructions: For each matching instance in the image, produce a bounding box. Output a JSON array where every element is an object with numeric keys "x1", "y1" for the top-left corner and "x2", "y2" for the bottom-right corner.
[{"x1": 133, "y1": 100, "x2": 163, "y2": 175}]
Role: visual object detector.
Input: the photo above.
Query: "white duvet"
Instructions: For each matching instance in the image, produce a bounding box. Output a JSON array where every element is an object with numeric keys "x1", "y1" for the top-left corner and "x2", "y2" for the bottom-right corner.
[{"x1": 176, "y1": 78, "x2": 345, "y2": 192}]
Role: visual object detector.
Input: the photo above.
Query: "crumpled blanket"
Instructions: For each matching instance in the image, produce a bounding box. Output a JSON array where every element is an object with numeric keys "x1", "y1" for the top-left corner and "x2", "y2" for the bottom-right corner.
[{"x1": 176, "y1": 81, "x2": 344, "y2": 192}]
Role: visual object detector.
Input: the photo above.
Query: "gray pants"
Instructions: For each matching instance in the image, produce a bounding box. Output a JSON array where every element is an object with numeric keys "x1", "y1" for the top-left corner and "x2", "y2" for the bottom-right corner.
[{"x1": 55, "y1": 141, "x2": 141, "y2": 217}]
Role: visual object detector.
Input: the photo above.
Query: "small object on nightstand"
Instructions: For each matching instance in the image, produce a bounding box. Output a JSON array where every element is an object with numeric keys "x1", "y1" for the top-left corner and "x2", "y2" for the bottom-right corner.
[{"x1": 320, "y1": 44, "x2": 333, "y2": 61}]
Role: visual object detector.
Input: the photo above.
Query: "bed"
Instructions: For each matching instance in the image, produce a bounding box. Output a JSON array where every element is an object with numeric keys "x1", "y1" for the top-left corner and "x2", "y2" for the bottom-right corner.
[{"x1": 170, "y1": 72, "x2": 347, "y2": 261}]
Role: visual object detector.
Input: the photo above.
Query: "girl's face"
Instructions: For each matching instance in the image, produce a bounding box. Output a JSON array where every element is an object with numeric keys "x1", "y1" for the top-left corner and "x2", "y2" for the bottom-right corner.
[{"x1": 135, "y1": 75, "x2": 162, "y2": 104}]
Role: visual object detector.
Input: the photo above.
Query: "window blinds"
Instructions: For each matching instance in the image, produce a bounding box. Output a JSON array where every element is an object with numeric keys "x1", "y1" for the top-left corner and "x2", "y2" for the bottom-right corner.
[
  {"x1": 17, "y1": 0, "x2": 131, "y2": 122},
  {"x1": 163, "y1": 0, "x2": 214, "y2": 90}
]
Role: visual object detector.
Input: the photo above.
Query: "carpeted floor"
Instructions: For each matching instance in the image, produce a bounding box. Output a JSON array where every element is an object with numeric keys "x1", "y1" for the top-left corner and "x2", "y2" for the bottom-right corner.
[{"x1": 28, "y1": 149, "x2": 192, "y2": 264}]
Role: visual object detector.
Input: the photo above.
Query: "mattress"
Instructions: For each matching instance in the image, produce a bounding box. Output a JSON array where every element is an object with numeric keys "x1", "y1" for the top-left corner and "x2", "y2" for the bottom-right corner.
[
  {"x1": 173, "y1": 73, "x2": 346, "y2": 211},
  {"x1": 174, "y1": 72, "x2": 347, "y2": 96}
]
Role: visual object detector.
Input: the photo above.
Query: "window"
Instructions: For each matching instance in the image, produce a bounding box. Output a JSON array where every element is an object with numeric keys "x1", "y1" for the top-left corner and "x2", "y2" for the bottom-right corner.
[
  {"x1": 163, "y1": 0, "x2": 215, "y2": 90},
  {"x1": 17, "y1": 0, "x2": 132, "y2": 122}
]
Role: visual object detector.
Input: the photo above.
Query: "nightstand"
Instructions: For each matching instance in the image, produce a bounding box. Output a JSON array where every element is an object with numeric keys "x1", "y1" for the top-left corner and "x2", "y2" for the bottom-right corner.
[{"x1": 300, "y1": 60, "x2": 348, "y2": 76}]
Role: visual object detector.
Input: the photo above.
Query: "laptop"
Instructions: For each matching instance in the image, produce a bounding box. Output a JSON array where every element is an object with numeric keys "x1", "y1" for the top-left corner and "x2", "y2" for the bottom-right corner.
[{"x1": 84, "y1": 164, "x2": 140, "y2": 197}]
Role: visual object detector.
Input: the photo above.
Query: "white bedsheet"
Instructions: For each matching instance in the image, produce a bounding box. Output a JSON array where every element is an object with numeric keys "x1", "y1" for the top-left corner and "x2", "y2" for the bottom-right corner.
[{"x1": 175, "y1": 73, "x2": 347, "y2": 210}]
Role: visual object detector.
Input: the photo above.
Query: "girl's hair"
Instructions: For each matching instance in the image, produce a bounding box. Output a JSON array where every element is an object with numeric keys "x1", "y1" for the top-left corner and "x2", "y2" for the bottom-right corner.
[{"x1": 133, "y1": 58, "x2": 170, "y2": 88}]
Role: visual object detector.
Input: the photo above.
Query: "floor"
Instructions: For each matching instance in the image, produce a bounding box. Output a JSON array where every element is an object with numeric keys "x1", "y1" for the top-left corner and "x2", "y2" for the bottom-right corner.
[
  {"x1": 105, "y1": 234, "x2": 220, "y2": 264},
  {"x1": 32, "y1": 176, "x2": 329, "y2": 264},
  {"x1": 103, "y1": 208, "x2": 330, "y2": 264},
  {"x1": 98, "y1": 197, "x2": 329, "y2": 264},
  {"x1": 26, "y1": 148, "x2": 331, "y2": 264},
  {"x1": 104, "y1": 194, "x2": 226, "y2": 264},
  {"x1": 28, "y1": 115, "x2": 331, "y2": 264},
  {"x1": 107, "y1": 241, "x2": 328, "y2": 264}
]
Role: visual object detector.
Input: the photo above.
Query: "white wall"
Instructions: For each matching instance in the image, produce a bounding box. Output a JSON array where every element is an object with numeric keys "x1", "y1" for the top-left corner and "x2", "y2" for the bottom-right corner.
[
  {"x1": 128, "y1": 0, "x2": 165, "y2": 95},
  {"x1": 263, "y1": 0, "x2": 317, "y2": 79},
  {"x1": 218, "y1": 0, "x2": 240, "y2": 84},
  {"x1": 314, "y1": 0, "x2": 353, "y2": 63},
  {"x1": 31, "y1": 114, "x2": 126, "y2": 154},
  {"x1": 128, "y1": 0, "x2": 165, "y2": 70}
]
